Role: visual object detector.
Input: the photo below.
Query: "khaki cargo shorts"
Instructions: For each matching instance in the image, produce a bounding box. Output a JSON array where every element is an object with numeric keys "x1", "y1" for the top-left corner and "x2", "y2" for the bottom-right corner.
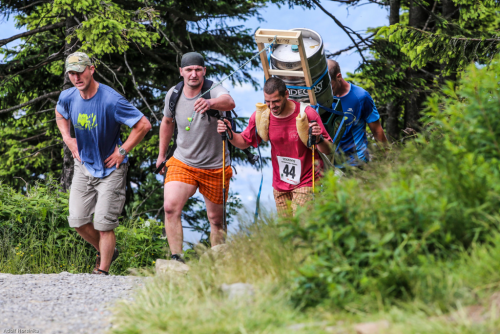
[{"x1": 68, "y1": 160, "x2": 127, "y2": 231}]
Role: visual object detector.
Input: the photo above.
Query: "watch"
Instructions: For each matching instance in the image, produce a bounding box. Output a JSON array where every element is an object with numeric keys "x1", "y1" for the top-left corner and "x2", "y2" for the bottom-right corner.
[{"x1": 118, "y1": 146, "x2": 127, "y2": 156}]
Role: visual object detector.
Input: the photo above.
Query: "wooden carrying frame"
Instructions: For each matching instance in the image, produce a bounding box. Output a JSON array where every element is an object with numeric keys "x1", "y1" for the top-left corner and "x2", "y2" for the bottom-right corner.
[{"x1": 255, "y1": 29, "x2": 317, "y2": 105}]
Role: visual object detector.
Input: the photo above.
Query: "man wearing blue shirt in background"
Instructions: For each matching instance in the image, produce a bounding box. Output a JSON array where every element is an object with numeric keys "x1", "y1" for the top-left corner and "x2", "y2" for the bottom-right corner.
[
  {"x1": 327, "y1": 60, "x2": 388, "y2": 166},
  {"x1": 55, "y1": 52, "x2": 151, "y2": 275}
]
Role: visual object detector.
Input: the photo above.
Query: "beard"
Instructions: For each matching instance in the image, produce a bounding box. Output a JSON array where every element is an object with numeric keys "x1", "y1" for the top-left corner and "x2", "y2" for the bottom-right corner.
[{"x1": 271, "y1": 101, "x2": 287, "y2": 116}]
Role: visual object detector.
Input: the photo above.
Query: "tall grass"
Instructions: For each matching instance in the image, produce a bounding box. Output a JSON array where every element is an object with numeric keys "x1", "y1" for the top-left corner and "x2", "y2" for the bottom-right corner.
[
  {"x1": 0, "y1": 180, "x2": 94, "y2": 273},
  {"x1": 111, "y1": 215, "x2": 315, "y2": 334},
  {"x1": 110, "y1": 212, "x2": 500, "y2": 333},
  {"x1": 283, "y1": 56, "x2": 500, "y2": 308},
  {"x1": 110, "y1": 56, "x2": 500, "y2": 333},
  {"x1": 0, "y1": 179, "x2": 168, "y2": 274}
]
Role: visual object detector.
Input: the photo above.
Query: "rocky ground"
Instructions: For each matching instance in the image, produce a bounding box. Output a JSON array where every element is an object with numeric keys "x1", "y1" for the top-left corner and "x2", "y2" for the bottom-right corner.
[{"x1": 0, "y1": 272, "x2": 144, "y2": 334}]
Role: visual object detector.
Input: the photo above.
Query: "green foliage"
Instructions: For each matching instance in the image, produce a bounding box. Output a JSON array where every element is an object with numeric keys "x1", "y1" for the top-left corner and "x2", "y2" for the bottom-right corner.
[
  {"x1": 0, "y1": 179, "x2": 170, "y2": 274},
  {"x1": 111, "y1": 216, "x2": 308, "y2": 334},
  {"x1": 110, "y1": 209, "x2": 500, "y2": 333},
  {"x1": 381, "y1": 24, "x2": 500, "y2": 71},
  {"x1": 0, "y1": 0, "x2": 272, "y2": 236},
  {"x1": 286, "y1": 55, "x2": 500, "y2": 308},
  {"x1": 113, "y1": 217, "x2": 167, "y2": 273},
  {"x1": 0, "y1": 179, "x2": 95, "y2": 273}
]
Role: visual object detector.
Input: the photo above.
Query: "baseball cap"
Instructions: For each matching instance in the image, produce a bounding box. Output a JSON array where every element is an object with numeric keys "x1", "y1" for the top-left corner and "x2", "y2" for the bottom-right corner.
[{"x1": 65, "y1": 52, "x2": 92, "y2": 73}]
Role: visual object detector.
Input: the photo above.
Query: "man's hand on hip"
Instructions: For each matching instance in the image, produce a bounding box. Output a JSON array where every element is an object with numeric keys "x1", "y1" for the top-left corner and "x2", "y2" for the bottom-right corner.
[
  {"x1": 105, "y1": 145, "x2": 126, "y2": 169},
  {"x1": 65, "y1": 137, "x2": 81, "y2": 162}
]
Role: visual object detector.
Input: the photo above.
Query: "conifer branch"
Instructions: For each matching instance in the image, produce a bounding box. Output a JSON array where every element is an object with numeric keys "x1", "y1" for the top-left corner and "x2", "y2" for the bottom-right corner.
[
  {"x1": 311, "y1": 0, "x2": 368, "y2": 63},
  {"x1": 98, "y1": 61, "x2": 126, "y2": 95},
  {"x1": 0, "y1": 21, "x2": 64, "y2": 47},
  {"x1": 401, "y1": 26, "x2": 500, "y2": 42},
  {"x1": 0, "y1": 44, "x2": 68, "y2": 87},
  {"x1": 327, "y1": 33, "x2": 375, "y2": 57},
  {"x1": 14, "y1": 141, "x2": 62, "y2": 161},
  {"x1": 155, "y1": 26, "x2": 183, "y2": 57},
  {"x1": 123, "y1": 51, "x2": 159, "y2": 123},
  {"x1": 18, "y1": 0, "x2": 52, "y2": 10},
  {"x1": 422, "y1": 1, "x2": 437, "y2": 31},
  {"x1": 0, "y1": 91, "x2": 61, "y2": 114}
]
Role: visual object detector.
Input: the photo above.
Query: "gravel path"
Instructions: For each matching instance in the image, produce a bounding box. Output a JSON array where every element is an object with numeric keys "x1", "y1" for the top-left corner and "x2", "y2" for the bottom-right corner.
[{"x1": 0, "y1": 272, "x2": 144, "y2": 334}]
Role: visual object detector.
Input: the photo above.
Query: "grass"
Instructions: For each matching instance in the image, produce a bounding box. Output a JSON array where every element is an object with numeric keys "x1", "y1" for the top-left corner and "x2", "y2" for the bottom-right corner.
[{"x1": 109, "y1": 210, "x2": 500, "y2": 333}]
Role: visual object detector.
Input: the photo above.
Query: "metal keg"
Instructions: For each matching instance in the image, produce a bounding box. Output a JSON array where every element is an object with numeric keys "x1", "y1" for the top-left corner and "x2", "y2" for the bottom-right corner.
[{"x1": 270, "y1": 28, "x2": 334, "y2": 113}]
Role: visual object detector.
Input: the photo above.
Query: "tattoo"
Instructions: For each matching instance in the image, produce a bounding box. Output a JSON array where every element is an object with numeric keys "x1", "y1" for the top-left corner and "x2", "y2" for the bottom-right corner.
[{"x1": 55, "y1": 116, "x2": 65, "y2": 121}]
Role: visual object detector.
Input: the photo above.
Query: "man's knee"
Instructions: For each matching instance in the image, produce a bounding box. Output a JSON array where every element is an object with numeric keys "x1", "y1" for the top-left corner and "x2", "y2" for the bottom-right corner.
[
  {"x1": 207, "y1": 211, "x2": 223, "y2": 226},
  {"x1": 164, "y1": 201, "x2": 183, "y2": 220},
  {"x1": 99, "y1": 230, "x2": 115, "y2": 237}
]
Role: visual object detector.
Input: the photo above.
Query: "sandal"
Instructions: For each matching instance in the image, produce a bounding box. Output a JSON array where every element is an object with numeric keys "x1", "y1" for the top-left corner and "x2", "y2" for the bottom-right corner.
[
  {"x1": 91, "y1": 269, "x2": 109, "y2": 275},
  {"x1": 93, "y1": 248, "x2": 119, "y2": 273}
]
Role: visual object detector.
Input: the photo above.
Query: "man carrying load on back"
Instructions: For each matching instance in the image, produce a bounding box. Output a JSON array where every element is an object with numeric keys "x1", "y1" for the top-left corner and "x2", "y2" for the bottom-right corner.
[
  {"x1": 217, "y1": 77, "x2": 332, "y2": 216},
  {"x1": 327, "y1": 60, "x2": 388, "y2": 166},
  {"x1": 156, "y1": 52, "x2": 236, "y2": 263}
]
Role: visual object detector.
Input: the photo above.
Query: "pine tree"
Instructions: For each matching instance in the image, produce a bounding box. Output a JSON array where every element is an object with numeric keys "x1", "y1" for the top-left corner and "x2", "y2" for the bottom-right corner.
[
  {"x1": 304, "y1": 0, "x2": 500, "y2": 140},
  {"x1": 0, "y1": 0, "x2": 280, "y2": 241}
]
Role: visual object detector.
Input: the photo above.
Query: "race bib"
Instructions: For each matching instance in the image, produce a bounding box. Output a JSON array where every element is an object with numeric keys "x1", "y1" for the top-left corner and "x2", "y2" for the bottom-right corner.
[{"x1": 277, "y1": 156, "x2": 301, "y2": 185}]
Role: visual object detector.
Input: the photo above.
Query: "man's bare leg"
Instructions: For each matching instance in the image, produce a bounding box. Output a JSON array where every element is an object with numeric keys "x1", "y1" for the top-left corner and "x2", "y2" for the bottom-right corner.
[
  {"x1": 98, "y1": 230, "x2": 116, "y2": 272},
  {"x1": 164, "y1": 181, "x2": 197, "y2": 255},
  {"x1": 204, "y1": 196, "x2": 225, "y2": 246},
  {"x1": 75, "y1": 223, "x2": 100, "y2": 251}
]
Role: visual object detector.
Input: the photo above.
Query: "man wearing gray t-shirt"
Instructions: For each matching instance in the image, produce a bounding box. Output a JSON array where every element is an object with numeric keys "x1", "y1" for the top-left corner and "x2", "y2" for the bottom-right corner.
[{"x1": 156, "y1": 52, "x2": 235, "y2": 262}]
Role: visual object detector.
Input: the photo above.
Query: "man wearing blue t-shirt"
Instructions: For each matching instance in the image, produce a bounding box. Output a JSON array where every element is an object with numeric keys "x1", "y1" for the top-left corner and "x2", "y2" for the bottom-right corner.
[
  {"x1": 55, "y1": 52, "x2": 151, "y2": 275},
  {"x1": 327, "y1": 60, "x2": 388, "y2": 166}
]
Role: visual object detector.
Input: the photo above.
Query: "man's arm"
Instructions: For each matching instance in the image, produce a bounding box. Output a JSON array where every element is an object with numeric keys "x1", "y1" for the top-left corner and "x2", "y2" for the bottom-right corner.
[
  {"x1": 121, "y1": 116, "x2": 152, "y2": 152},
  {"x1": 217, "y1": 119, "x2": 251, "y2": 150},
  {"x1": 55, "y1": 108, "x2": 81, "y2": 162},
  {"x1": 194, "y1": 93, "x2": 236, "y2": 113},
  {"x1": 104, "y1": 116, "x2": 152, "y2": 168},
  {"x1": 368, "y1": 120, "x2": 389, "y2": 145},
  {"x1": 155, "y1": 116, "x2": 176, "y2": 173}
]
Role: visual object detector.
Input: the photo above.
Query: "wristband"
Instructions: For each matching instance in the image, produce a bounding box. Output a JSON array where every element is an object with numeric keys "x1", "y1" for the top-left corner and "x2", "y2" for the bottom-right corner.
[{"x1": 316, "y1": 134, "x2": 324, "y2": 144}]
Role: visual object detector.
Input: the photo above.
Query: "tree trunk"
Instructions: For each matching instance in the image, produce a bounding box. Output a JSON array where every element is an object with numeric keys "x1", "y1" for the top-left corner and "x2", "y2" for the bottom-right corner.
[
  {"x1": 389, "y1": 0, "x2": 400, "y2": 25},
  {"x1": 409, "y1": 0, "x2": 427, "y2": 28},
  {"x1": 405, "y1": 1, "x2": 429, "y2": 130},
  {"x1": 439, "y1": 0, "x2": 459, "y2": 84},
  {"x1": 442, "y1": 0, "x2": 459, "y2": 20},
  {"x1": 386, "y1": 101, "x2": 400, "y2": 141},
  {"x1": 60, "y1": 15, "x2": 79, "y2": 191}
]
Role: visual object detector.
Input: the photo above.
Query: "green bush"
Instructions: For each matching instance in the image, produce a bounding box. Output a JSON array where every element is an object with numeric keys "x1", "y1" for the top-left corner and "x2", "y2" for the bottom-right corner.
[
  {"x1": 0, "y1": 179, "x2": 168, "y2": 274},
  {"x1": 285, "y1": 57, "x2": 500, "y2": 308}
]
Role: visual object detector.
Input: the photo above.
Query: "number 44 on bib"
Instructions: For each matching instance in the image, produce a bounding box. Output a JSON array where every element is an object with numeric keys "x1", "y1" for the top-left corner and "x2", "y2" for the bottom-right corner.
[{"x1": 277, "y1": 156, "x2": 301, "y2": 185}]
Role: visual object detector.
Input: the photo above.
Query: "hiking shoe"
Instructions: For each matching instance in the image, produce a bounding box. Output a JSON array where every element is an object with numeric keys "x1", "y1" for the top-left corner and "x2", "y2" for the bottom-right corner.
[
  {"x1": 91, "y1": 269, "x2": 109, "y2": 275},
  {"x1": 171, "y1": 254, "x2": 185, "y2": 263},
  {"x1": 93, "y1": 248, "x2": 119, "y2": 273}
]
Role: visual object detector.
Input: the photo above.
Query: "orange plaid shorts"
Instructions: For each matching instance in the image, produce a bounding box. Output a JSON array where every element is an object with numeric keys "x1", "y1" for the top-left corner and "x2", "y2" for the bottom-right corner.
[{"x1": 164, "y1": 157, "x2": 232, "y2": 205}]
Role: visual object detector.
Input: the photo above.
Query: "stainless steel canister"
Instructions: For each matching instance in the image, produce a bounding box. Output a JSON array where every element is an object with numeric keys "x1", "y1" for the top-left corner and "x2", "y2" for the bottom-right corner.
[{"x1": 270, "y1": 28, "x2": 334, "y2": 113}]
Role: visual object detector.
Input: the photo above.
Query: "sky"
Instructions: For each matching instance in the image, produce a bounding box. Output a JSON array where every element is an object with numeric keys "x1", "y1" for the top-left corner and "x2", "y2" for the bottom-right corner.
[{"x1": 0, "y1": 1, "x2": 390, "y2": 244}]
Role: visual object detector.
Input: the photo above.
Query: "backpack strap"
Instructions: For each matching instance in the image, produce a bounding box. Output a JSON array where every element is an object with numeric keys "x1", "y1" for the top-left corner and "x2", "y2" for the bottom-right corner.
[
  {"x1": 200, "y1": 79, "x2": 223, "y2": 120},
  {"x1": 168, "y1": 81, "x2": 185, "y2": 121},
  {"x1": 299, "y1": 102, "x2": 309, "y2": 117},
  {"x1": 168, "y1": 78, "x2": 219, "y2": 120}
]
